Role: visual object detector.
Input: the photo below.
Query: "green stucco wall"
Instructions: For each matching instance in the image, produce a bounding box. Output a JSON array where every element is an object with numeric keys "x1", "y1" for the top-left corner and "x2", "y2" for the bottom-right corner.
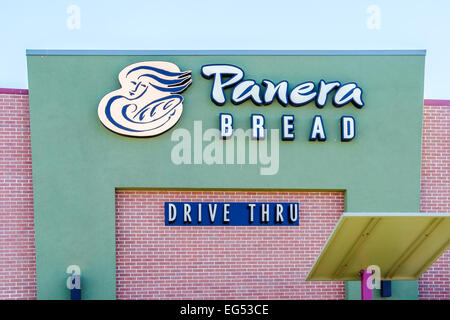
[
  {"x1": 26, "y1": 51, "x2": 425, "y2": 299},
  {"x1": 346, "y1": 281, "x2": 419, "y2": 300}
]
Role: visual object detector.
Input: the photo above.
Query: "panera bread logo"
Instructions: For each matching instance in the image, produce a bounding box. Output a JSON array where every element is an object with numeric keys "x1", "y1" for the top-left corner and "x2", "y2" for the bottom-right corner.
[{"x1": 98, "y1": 61, "x2": 192, "y2": 137}]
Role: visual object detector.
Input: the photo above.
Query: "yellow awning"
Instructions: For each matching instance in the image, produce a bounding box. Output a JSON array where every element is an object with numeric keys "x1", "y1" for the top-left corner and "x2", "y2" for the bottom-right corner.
[{"x1": 306, "y1": 213, "x2": 450, "y2": 281}]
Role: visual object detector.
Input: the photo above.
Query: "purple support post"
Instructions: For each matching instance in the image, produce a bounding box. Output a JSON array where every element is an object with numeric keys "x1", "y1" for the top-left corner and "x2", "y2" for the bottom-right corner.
[{"x1": 360, "y1": 269, "x2": 373, "y2": 300}]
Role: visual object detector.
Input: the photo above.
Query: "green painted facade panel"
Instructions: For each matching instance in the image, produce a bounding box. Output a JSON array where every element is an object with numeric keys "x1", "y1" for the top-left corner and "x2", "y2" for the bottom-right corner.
[
  {"x1": 346, "y1": 281, "x2": 419, "y2": 300},
  {"x1": 27, "y1": 52, "x2": 425, "y2": 299}
]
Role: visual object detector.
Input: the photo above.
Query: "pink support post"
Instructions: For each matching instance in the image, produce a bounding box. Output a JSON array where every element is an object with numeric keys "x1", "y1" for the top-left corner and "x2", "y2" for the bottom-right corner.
[{"x1": 360, "y1": 270, "x2": 373, "y2": 300}]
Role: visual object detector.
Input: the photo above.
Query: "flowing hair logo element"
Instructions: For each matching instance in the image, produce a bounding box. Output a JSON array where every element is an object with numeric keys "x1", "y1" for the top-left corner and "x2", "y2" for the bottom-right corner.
[{"x1": 98, "y1": 61, "x2": 192, "y2": 137}]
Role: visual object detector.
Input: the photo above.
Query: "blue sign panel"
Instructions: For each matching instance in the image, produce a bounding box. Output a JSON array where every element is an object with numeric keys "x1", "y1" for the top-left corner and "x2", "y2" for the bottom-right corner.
[{"x1": 165, "y1": 202, "x2": 299, "y2": 226}]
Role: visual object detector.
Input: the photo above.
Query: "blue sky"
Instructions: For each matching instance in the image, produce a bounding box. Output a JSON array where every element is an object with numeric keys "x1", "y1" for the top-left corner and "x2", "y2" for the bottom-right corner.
[{"x1": 1, "y1": 0, "x2": 449, "y2": 98}]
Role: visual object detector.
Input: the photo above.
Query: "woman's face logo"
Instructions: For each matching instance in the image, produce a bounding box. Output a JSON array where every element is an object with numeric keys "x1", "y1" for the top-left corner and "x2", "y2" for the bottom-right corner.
[
  {"x1": 128, "y1": 80, "x2": 147, "y2": 98},
  {"x1": 98, "y1": 61, "x2": 192, "y2": 137}
]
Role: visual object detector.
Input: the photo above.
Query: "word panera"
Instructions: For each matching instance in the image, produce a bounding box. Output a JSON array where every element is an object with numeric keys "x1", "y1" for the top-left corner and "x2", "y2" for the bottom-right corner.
[
  {"x1": 165, "y1": 202, "x2": 299, "y2": 226},
  {"x1": 201, "y1": 64, "x2": 362, "y2": 141},
  {"x1": 201, "y1": 64, "x2": 364, "y2": 108}
]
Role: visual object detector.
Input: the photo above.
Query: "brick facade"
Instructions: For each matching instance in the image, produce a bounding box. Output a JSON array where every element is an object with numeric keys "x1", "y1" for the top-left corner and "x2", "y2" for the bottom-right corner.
[
  {"x1": 418, "y1": 104, "x2": 450, "y2": 300},
  {"x1": 0, "y1": 91, "x2": 448, "y2": 299},
  {"x1": 0, "y1": 92, "x2": 36, "y2": 299},
  {"x1": 116, "y1": 190, "x2": 345, "y2": 299}
]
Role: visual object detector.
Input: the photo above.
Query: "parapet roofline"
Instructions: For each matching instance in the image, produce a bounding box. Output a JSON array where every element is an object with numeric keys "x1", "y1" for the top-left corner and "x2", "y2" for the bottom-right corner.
[{"x1": 26, "y1": 49, "x2": 427, "y2": 56}]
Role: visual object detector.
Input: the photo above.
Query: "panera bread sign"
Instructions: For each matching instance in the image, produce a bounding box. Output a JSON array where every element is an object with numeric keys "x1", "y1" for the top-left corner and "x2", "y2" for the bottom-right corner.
[{"x1": 98, "y1": 61, "x2": 363, "y2": 141}]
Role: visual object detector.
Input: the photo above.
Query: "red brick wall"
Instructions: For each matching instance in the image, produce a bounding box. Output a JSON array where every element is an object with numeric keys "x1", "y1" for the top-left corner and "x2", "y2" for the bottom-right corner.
[
  {"x1": 419, "y1": 104, "x2": 450, "y2": 300},
  {"x1": 0, "y1": 92, "x2": 36, "y2": 299},
  {"x1": 116, "y1": 190, "x2": 345, "y2": 299}
]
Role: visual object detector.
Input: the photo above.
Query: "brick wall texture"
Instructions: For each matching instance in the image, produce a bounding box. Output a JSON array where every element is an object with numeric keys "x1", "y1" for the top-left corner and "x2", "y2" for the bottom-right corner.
[
  {"x1": 116, "y1": 190, "x2": 345, "y2": 299},
  {"x1": 418, "y1": 104, "x2": 450, "y2": 300},
  {"x1": 0, "y1": 92, "x2": 448, "y2": 299},
  {"x1": 0, "y1": 93, "x2": 36, "y2": 299}
]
